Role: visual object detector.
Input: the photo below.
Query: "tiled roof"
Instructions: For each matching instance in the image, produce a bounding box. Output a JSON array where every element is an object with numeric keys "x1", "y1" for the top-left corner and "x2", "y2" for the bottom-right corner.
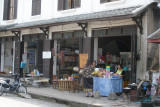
[
  {"x1": 7, "y1": 6, "x2": 142, "y2": 30},
  {"x1": 0, "y1": 24, "x2": 17, "y2": 32}
]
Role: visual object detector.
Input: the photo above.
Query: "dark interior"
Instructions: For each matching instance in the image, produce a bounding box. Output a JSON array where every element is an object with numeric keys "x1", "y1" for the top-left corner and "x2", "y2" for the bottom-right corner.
[{"x1": 98, "y1": 36, "x2": 131, "y2": 56}]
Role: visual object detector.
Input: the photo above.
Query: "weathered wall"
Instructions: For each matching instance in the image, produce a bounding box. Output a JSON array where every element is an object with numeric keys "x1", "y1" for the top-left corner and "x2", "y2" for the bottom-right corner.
[{"x1": 147, "y1": 7, "x2": 160, "y2": 70}]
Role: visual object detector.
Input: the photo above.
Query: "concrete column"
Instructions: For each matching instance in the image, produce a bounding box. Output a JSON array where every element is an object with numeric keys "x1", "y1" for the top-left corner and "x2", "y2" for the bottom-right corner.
[
  {"x1": 12, "y1": 41, "x2": 15, "y2": 74},
  {"x1": 94, "y1": 37, "x2": 98, "y2": 61},
  {"x1": 87, "y1": 23, "x2": 92, "y2": 37},
  {"x1": 1, "y1": 38, "x2": 4, "y2": 72},
  {"x1": 136, "y1": 11, "x2": 148, "y2": 80},
  {"x1": 48, "y1": 27, "x2": 52, "y2": 40},
  {"x1": 53, "y1": 40, "x2": 57, "y2": 75}
]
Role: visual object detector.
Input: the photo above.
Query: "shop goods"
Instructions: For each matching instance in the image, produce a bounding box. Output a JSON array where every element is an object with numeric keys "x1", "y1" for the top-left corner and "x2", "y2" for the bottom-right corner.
[
  {"x1": 98, "y1": 72, "x2": 104, "y2": 77},
  {"x1": 123, "y1": 87, "x2": 131, "y2": 93},
  {"x1": 79, "y1": 69, "x2": 84, "y2": 75},
  {"x1": 73, "y1": 67, "x2": 79, "y2": 72}
]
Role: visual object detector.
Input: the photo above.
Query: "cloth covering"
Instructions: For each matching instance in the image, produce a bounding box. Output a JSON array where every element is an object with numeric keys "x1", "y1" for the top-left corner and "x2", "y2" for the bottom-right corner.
[{"x1": 93, "y1": 77, "x2": 123, "y2": 96}]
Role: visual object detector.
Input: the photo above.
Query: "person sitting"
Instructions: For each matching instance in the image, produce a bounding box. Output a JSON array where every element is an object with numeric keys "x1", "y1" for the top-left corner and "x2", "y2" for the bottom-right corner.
[{"x1": 116, "y1": 64, "x2": 125, "y2": 78}]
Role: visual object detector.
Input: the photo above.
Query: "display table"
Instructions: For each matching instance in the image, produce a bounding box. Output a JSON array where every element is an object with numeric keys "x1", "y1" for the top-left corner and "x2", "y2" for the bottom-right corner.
[
  {"x1": 93, "y1": 77, "x2": 122, "y2": 96},
  {"x1": 26, "y1": 73, "x2": 49, "y2": 88},
  {"x1": 27, "y1": 73, "x2": 44, "y2": 80}
]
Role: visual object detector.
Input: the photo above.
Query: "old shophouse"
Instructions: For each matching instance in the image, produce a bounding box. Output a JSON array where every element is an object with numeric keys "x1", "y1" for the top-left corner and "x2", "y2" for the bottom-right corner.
[{"x1": 0, "y1": 0, "x2": 159, "y2": 83}]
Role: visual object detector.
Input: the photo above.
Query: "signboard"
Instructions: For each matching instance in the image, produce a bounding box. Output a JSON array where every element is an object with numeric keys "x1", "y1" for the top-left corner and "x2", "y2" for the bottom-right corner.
[
  {"x1": 79, "y1": 54, "x2": 88, "y2": 68},
  {"x1": 43, "y1": 51, "x2": 51, "y2": 59}
]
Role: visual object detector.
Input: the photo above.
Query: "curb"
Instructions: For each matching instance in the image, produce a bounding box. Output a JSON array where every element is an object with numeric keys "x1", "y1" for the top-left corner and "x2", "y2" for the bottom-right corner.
[{"x1": 29, "y1": 93, "x2": 101, "y2": 107}]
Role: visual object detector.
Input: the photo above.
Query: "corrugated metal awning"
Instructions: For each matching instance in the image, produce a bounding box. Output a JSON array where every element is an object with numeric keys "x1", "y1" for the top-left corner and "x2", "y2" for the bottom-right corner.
[{"x1": 147, "y1": 28, "x2": 160, "y2": 43}]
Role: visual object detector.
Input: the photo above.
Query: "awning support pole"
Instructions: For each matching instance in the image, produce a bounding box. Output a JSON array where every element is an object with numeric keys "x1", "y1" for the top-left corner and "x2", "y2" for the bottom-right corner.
[
  {"x1": 77, "y1": 23, "x2": 88, "y2": 37},
  {"x1": 12, "y1": 31, "x2": 21, "y2": 41},
  {"x1": 39, "y1": 27, "x2": 49, "y2": 40}
]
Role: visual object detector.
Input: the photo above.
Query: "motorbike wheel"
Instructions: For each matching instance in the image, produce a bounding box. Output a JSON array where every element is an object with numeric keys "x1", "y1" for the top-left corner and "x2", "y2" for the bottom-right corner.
[
  {"x1": 0, "y1": 85, "x2": 4, "y2": 96},
  {"x1": 17, "y1": 86, "x2": 27, "y2": 94}
]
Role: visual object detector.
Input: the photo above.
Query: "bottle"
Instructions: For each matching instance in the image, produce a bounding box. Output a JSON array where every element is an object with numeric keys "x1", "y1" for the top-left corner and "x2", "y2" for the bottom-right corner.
[
  {"x1": 37, "y1": 71, "x2": 39, "y2": 75},
  {"x1": 34, "y1": 69, "x2": 36, "y2": 75}
]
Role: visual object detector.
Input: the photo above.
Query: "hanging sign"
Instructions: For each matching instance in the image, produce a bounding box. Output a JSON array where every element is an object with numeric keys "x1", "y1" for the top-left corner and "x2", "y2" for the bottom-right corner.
[
  {"x1": 79, "y1": 54, "x2": 88, "y2": 68},
  {"x1": 43, "y1": 51, "x2": 51, "y2": 59}
]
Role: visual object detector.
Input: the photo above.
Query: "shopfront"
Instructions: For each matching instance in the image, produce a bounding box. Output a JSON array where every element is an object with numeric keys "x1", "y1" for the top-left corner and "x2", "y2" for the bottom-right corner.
[
  {"x1": 52, "y1": 31, "x2": 84, "y2": 79},
  {"x1": 92, "y1": 25, "x2": 137, "y2": 83},
  {"x1": 22, "y1": 34, "x2": 46, "y2": 74}
]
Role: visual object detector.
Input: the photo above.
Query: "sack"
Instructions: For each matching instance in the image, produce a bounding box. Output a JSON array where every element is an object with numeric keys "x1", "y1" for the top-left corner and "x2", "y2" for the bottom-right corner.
[{"x1": 79, "y1": 69, "x2": 84, "y2": 75}]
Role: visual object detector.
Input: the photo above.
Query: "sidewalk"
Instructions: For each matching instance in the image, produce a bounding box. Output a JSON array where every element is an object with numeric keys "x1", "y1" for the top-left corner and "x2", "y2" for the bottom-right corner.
[
  {"x1": 27, "y1": 86, "x2": 140, "y2": 107},
  {"x1": 0, "y1": 77, "x2": 140, "y2": 107}
]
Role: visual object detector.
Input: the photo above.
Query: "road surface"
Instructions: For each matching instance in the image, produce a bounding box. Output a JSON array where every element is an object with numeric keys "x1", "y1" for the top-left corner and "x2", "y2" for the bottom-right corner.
[{"x1": 0, "y1": 94, "x2": 68, "y2": 107}]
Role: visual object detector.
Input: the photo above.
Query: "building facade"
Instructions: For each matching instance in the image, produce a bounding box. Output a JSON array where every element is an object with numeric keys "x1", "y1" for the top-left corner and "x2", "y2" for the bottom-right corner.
[{"x1": 0, "y1": 0, "x2": 159, "y2": 82}]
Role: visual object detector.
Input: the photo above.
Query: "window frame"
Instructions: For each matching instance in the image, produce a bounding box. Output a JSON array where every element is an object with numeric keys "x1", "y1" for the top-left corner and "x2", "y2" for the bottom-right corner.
[
  {"x1": 3, "y1": 0, "x2": 18, "y2": 20},
  {"x1": 31, "y1": 0, "x2": 41, "y2": 16},
  {"x1": 58, "y1": 0, "x2": 81, "y2": 11}
]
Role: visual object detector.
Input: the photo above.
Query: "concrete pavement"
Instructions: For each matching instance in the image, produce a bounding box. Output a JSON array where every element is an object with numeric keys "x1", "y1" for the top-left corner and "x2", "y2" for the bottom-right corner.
[
  {"x1": 0, "y1": 94, "x2": 68, "y2": 107},
  {"x1": 27, "y1": 86, "x2": 140, "y2": 107},
  {"x1": 0, "y1": 77, "x2": 140, "y2": 107}
]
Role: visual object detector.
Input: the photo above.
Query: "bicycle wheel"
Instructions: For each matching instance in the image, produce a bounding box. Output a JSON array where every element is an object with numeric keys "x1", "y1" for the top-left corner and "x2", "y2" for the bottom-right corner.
[
  {"x1": 0, "y1": 85, "x2": 4, "y2": 96},
  {"x1": 17, "y1": 86, "x2": 27, "y2": 94}
]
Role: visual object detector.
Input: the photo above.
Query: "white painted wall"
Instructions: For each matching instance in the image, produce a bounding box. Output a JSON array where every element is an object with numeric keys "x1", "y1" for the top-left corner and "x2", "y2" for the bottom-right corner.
[
  {"x1": 1, "y1": 38, "x2": 4, "y2": 72},
  {"x1": 0, "y1": 0, "x2": 153, "y2": 25}
]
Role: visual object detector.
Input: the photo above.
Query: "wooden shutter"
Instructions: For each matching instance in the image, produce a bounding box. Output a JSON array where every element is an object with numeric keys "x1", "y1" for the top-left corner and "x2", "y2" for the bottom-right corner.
[
  {"x1": 58, "y1": 0, "x2": 63, "y2": 11},
  {"x1": 43, "y1": 40, "x2": 51, "y2": 78},
  {"x1": 74, "y1": 0, "x2": 81, "y2": 8},
  {"x1": 13, "y1": 0, "x2": 18, "y2": 19},
  {"x1": 100, "y1": 0, "x2": 107, "y2": 3},
  {"x1": 3, "y1": 0, "x2": 10, "y2": 20},
  {"x1": 32, "y1": 0, "x2": 41, "y2": 16},
  {"x1": 37, "y1": 40, "x2": 43, "y2": 73},
  {"x1": 14, "y1": 41, "x2": 21, "y2": 74}
]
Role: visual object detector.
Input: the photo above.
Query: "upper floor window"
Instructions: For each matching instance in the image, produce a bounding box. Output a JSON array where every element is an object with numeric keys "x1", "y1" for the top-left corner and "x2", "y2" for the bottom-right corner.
[
  {"x1": 58, "y1": 0, "x2": 81, "y2": 11},
  {"x1": 3, "y1": 0, "x2": 18, "y2": 20},
  {"x1": 100, "y1": 0, "x2": 120, "y2": 3},
  {"x1": 32, "y1": 0, "x2": 41, "y2": 16}
]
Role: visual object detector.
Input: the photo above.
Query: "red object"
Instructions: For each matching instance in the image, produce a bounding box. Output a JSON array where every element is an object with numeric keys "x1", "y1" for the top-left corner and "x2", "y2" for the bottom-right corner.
[{"x1": 61, "y1": 50, "x2": 64, "y2": 65}]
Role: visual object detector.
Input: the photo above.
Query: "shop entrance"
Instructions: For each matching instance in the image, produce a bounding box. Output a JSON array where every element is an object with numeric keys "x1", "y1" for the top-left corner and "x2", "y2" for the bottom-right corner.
[
  {"x1": 93, "y1": 26, "x2": 137, "y2": 83},
  {"x1": 97, "y1": 36, "x2": 131, "y2": 68},
  {"x1": 56, "y1": 38, "x2": 79, "y2": 79},
  {"x1": 96, "y1": 36, "x2": 132, "y2": 85}
]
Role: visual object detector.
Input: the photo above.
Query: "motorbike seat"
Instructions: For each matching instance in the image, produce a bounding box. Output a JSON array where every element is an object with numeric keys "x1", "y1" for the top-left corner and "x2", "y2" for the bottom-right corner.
[{"x1": 4, "y1": 80, "x2": 10, "y2": 84}]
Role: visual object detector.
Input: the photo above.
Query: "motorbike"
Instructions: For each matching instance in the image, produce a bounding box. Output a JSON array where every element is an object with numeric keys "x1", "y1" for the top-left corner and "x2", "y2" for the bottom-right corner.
[{"x1": 0, "y1": 73, "x2": 27, "y2": 96}]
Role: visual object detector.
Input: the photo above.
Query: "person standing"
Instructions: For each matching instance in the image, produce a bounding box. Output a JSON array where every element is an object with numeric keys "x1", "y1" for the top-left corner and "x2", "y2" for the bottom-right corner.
[{"x1": 83, "y1": 60, "x2": 95, "y2": 97}]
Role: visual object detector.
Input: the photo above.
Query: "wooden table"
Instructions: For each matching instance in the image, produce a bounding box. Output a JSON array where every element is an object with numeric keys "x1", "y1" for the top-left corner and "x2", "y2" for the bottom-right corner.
[{"x1": 58, "y1": 79, "x2": 79, "y2": 92}]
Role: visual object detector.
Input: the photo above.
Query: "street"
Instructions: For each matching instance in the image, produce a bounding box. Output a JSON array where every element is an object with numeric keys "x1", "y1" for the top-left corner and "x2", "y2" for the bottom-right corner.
[{"x1": 0, "y1": 94, "x2": 69, "y2": 107}]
